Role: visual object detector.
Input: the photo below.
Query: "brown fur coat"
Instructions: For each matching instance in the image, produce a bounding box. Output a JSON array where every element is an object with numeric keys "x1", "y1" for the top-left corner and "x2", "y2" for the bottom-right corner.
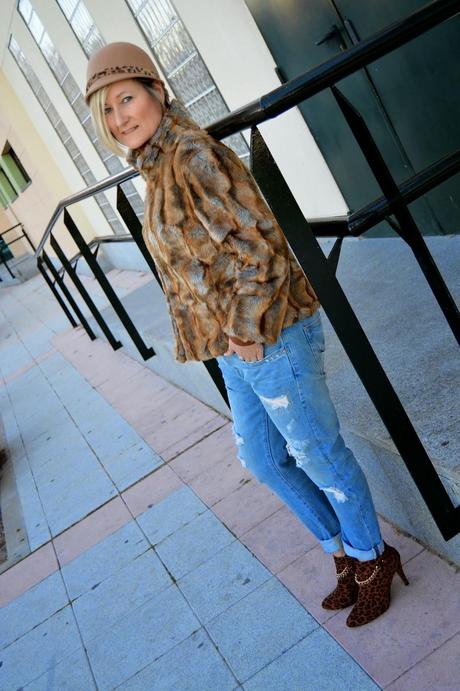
[{"x1": 128, "y1": 99, "x2": 320, "y2": 362}]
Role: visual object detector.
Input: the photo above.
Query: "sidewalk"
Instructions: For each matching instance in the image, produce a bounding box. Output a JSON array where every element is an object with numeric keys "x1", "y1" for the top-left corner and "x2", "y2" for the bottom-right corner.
[{"x1": 0, "y1": 271, "x2": 458, "y2": 690}]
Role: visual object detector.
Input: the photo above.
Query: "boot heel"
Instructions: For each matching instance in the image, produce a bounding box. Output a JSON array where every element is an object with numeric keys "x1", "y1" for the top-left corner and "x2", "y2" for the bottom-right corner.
[{"x1": 396, "y1": 558, "x2": 409, "y2": 586}]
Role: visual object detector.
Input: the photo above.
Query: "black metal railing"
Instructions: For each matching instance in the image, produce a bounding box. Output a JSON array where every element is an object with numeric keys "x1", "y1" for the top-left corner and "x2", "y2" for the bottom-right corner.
[
  {"x1": 0, "y1": 222, "x2": 36, "y2": 281},
  {"x1": 35, "y1": 0, "x2": 459, "y2": 540}
]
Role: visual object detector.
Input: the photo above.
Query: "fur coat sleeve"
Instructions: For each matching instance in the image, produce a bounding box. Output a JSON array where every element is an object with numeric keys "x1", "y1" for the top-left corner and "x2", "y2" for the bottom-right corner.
[{"x1": 183, "y1": 139, "x2": 292, "y2": 344}]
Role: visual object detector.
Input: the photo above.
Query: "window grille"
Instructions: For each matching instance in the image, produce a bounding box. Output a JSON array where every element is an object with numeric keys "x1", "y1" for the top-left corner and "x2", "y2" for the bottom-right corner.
[
  {"x1": 0, "y1": 144, "x2": 31, "y2": 197},
  {"x1": 125, "y1": 0, "x2": 250, "y2": 164},
  {"x1": 18, "y1": 0, "x2": 144, "y2": 221},
  {"x1": 9, "y1": 35, "x2": 124, "y2": 234}
]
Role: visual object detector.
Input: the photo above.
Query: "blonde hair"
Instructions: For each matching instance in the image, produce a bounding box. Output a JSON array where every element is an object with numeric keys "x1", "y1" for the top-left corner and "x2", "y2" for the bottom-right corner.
[{"x1": 89, "y1": 79, "x2": 169, "y2": 158}]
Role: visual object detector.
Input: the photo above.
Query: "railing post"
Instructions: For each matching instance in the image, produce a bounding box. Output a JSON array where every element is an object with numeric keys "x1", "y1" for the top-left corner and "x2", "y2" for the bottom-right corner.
[
  {"x1": 49, "y1": 236, "x2": 122, "y2": 348},
  {"x1": 63, "y1": 209, "x2": 155, "y2": 360},
  {"x1": 250, "y1": 125, "x2": 460, "y2": 541},
  {"x1": 37, "y1": 257, "x2": 78, "y2": 328},
  {"x1": 332, "y1": 86, "x2": 460, "y2": 345},
  {"x1": 116, "y1": 186, "x2": 161, "y2": 285},
  {"x1": 41, "y1": 250, "x2": 97, "y2": 340}
]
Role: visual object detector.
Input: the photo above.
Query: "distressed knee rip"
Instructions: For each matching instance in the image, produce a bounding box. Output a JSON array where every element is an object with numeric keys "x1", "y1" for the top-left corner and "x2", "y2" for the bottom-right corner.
[
  {"x1": 323, "y1": 486, "x2": 348, "y2": 503},
  {"x1": 286, "y1": 440, "x2": 310, "y2": 468},
  {"x1": 232, "y1": 428, "x2": 246, "y2": 467},
  {"x1": 260, "y1": 394, "x2": 290, "y2": 410},
  {"x1": 286, "y1": 438, "x2": 349, "y2": 502}
]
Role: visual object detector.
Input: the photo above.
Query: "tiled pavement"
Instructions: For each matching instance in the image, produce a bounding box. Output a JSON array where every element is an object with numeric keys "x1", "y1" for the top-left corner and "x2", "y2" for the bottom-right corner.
[{"x1": 0, "y1": 273, "x2": 459, "y2": 690}]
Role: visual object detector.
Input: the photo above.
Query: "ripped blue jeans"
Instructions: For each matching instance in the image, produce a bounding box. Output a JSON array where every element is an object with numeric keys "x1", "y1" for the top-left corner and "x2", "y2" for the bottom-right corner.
[{"x1": 217, "y1": 310, "x2": 385, "y2": 561}]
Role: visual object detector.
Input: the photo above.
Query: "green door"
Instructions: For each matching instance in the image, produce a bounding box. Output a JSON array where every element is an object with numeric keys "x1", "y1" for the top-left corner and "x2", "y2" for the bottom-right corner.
[{"x1": 245, "y1": 0, "x2": 460, "y2": 235}]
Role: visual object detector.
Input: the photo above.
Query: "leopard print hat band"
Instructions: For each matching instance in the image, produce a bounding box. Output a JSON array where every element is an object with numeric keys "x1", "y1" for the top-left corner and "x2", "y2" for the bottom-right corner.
[{"x1": 85, "y1": 42, "x2": 163, "y2": 104}]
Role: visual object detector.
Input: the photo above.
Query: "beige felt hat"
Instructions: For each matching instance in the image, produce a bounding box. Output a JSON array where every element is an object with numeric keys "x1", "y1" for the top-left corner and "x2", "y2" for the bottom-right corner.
[{"x1": 85, "y1": 42, "x2": 162, "y2": 103}]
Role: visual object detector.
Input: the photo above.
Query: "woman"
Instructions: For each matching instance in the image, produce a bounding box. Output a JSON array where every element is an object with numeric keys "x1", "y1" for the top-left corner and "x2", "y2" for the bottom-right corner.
[{"x1": 86, "y1": 42, "x2": 408, "y2": 627}]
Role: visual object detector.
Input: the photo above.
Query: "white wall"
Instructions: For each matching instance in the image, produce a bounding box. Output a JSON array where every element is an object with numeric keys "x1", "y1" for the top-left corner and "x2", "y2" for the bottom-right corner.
[{"x1": 173, "y1": 0, "x2": 348, "y2": 219}]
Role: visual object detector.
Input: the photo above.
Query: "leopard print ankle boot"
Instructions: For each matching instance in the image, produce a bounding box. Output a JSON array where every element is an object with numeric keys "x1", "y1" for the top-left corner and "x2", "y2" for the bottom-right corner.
[
  {"x1": 322, "y1": 555, "x2": 359, "y2": 610},
  {"x1": 346, "y1": 542, "x2": 409, "y2": 627}
]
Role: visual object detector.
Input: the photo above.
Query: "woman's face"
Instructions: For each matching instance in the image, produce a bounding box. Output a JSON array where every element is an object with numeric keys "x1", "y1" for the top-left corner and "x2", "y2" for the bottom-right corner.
[{"x1": 104, "y1": 78, "x2": 164, "y2": 149}]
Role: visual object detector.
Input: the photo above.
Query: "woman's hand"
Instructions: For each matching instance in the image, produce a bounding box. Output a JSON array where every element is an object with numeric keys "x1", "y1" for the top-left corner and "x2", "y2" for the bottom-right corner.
[{"x1": 225, "y1": 336, "x2": 264, "y2": 362}]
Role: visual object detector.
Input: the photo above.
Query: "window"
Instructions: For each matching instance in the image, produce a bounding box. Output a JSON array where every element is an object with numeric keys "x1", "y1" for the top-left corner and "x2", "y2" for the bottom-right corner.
[
  {"x1": 125, "y1": 0, "x2": 249, "y2": 163},
  {"x1": 0, "y1": 171, "x2": 18, "y2": 208},
  {"x1": 18, "y1": 0, "x2": 144, "y2": 221},
  {"x1": 9, "y1": 35, "x2": 125, "y2": 234},
  {"x1": 0, "y1": 144, "x2": 31, "y2": 196},
  {"x1": 52, "y1": 0, "x2": 144, "y2": 216},
  {"x1": 0, "y1": 187, "x2": 9, "y2": 209},
  {"x1": 54, "y1": 0, "x2": 104, "y2": 57}
]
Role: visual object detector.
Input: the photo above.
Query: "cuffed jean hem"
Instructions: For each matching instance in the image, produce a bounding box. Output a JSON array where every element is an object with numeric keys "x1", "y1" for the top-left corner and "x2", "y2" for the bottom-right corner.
[
  {"x1": 318, "y1": 532, "x2": 344, "y2": 554},
  {"x1": 343, "y1": 538, "x2": 386, "y2": 561}
]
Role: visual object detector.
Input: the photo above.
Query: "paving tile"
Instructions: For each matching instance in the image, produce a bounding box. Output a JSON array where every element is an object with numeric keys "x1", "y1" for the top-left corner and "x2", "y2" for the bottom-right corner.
[
  {"x1": 178, "y1": 540, "x2": 271, "y2": 623},
  {"x1": 0, "y1": 606, "x2": 81, "y2": 690},
  {"x1": 156, "y1": 510, "x2": 235, "y2": 579},
  {"x1": 54, "y1": 496, "x2": 131, "y2": 567},
  {"x1": 0, "y1": 571, "x2": 68, "y2": 650},
  {"x1": 37, "y1": 352, "x2": 71, "y2": 378},
  {"x1": 73, "y1": 549, "x2": 172, "y2": 643},
  {"x1": 3, "y1": 359, "x2": 35, "y2": 384},
  {"x1": 160, "y1": 414, "x2": 228, "y2": 462},
  {"x1": 98, "y1": 371, "x2": 177, "y2": 414},
  {"x1": 63, "y1": 390, "x2": 113, "y2": 422},
  {"x1": 103, "y1": 441, "x2": 164, "y2": 490},
  {"x1": 61, "y1": 521, "x2": 149, "y2": 599},
  {"x1": 12, "y1": 459, "x2": 52, "y2": 552},
  {"x1": 77, "y1": 408, "x2": 143, "y2": 461},
  {"x1": 190, "y1": 456, "x2": 252, "y2": 506},
  {"x1": 212, "y1": 480, "x2": 283, "y2": 536},
  {"x1": 19, "y1": 406, "x2": 71, "y2": 446},
  {"x1": 386, "y1": 632, "x2": 460, "y2": 691},
  {"x1": 243, "y1": 627, "x2": 379, "y2": 691},
  {"x1": 75, "y1": 351, "x2": 142, "y2": 389},
  {"x1": 121, "y1": 628, "x2": 237, "y2": 691},
  {"x1": 23, "y1": 646, "x2": 96, "y2": 690},
  {"x1": 277, "y1": 545, "x2": 340, "y2": 624},
  {"x1": 102, "y1": 376, "x2": 180, "y2": 416},
  {"x1": 0, "y1": 542, "x2": 58, "y2": 608},
  {"x1": 0, "y1": 342, "x2": 32, "y2": 378},
  {"x1": 122, "y1": 464, "x2": 184, "y2": 516},
  {"x1": 169, "y1": 423, "x2": 235, "y2": 482},
  {"x1": 139, "y1": 402, "x2": 222, "y2": 455},
  {"x1": 97, "y1": 374, "x2": 182, "y2": 416},
  {"x1": 86, "y1": 585, "x2": 200, "y2": 691},
  {"x1": 240, "y1": 505, "x2": 317, "y2": 574},
  {"x1": 41, "y1": 468, "x2": 118, "y2": 537},
  {"x1": 136, "y1": 485, "x2": 207, "y2": 545},
  {"x1": 207, "y1": 577, "x2": 318, "y2": 683},
  {"x1": 325, "y1": 549, "x2": 460, "y2": 687}
]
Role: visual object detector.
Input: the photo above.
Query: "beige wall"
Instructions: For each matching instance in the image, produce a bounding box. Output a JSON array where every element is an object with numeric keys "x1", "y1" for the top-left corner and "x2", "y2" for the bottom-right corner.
[{"x1": 0, "y1": 69, "x2": 98, "y2": 259}]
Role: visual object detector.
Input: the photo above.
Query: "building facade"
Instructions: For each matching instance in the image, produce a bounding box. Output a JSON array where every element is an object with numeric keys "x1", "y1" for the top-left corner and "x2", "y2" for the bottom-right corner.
[{"x1": 0, "y1": 0, "x2": 347, "y2": 264}]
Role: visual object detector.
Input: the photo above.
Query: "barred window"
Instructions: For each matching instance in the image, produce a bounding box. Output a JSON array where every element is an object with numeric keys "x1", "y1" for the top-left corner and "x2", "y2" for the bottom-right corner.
[{"x1": 125, "y1": 0, "x2": 249, "y2": 164}]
